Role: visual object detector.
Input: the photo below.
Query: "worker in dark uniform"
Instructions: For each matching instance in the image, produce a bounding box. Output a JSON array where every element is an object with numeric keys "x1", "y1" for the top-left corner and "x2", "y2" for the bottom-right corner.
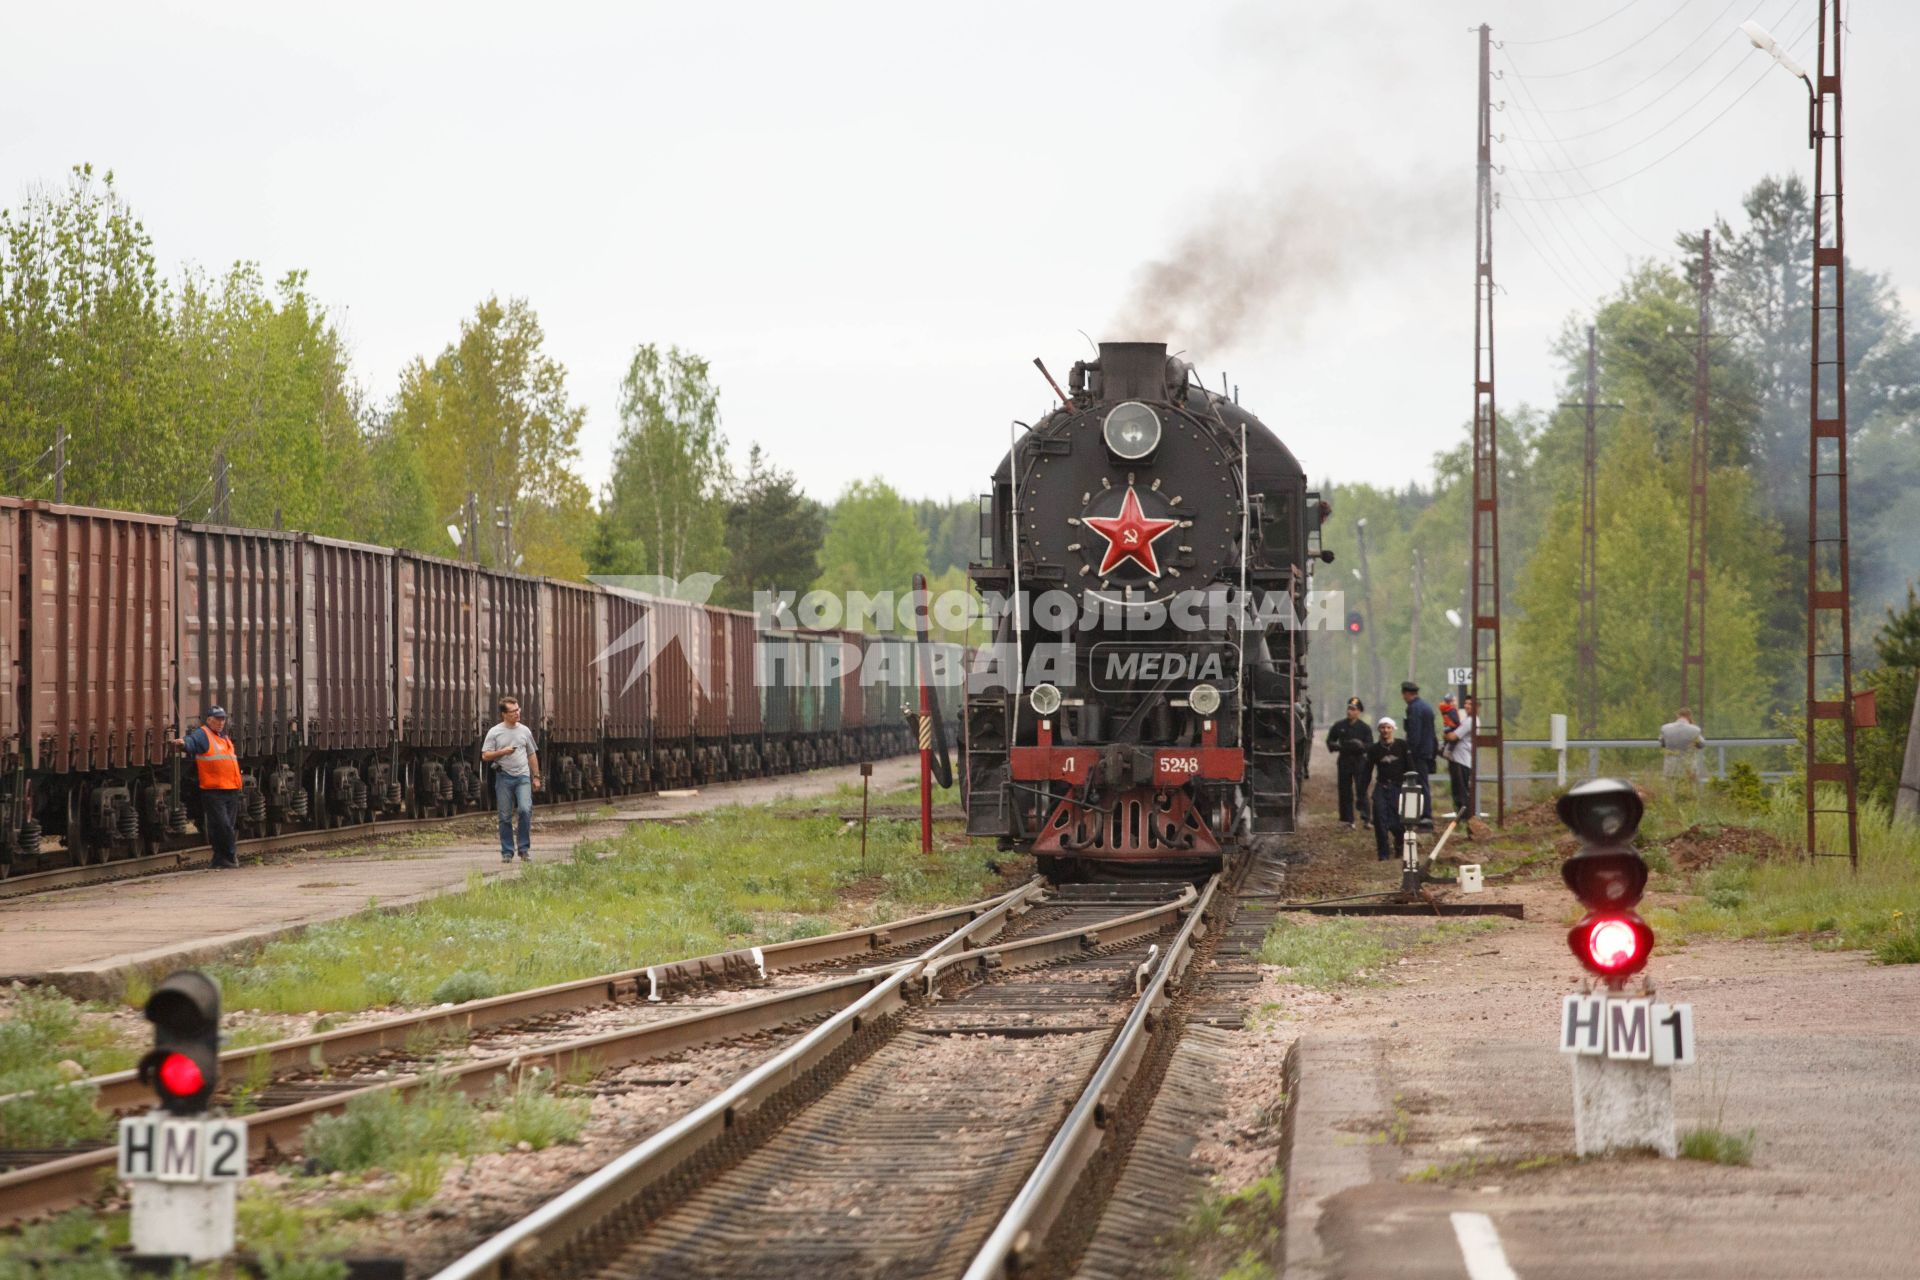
[
  {"x1": 1399, "y1": 681, "x2": 1438, "y2": 828},
  {"x1": 1367, "y1": 716, "x2": 1411, "y2": 862},
  {"x1": 1325, "y1": 697, "x2": 1373, "y2": 828},
  {"x1": 171, "y1": 705, "x2": 244, "y2": 870}
]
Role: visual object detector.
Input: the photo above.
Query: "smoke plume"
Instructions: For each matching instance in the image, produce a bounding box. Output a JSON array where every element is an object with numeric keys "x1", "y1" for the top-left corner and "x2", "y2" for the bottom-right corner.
[{"x1": 1115, "y1": 171, "x2": 1454, "y2": 356}]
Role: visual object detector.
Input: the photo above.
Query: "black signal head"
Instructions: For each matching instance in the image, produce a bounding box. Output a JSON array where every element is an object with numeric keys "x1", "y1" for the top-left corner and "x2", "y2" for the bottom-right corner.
[
  {"x1": 145, "y1": 970, "x2": 221, "y2": 1035},
  {"x1": 1555, "y1": 778, "x2": 1643, "y2": 845},
  {"x1": 1561, "y1": 846, "x2": 1649, "y2": 909}
]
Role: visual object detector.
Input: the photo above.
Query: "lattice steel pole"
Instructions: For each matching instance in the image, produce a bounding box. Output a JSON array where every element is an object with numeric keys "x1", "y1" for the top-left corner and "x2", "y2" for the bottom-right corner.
[
  {"x1": 1470, "y1": 23, "x2": 1505, "y2": 823},
  {"x1": 1680, "y1": 231, "x2": 1712, "y2": 721},
  {"x1": 1579, "y1": 327, "x2": 1599, "y2": 736},
  {"x1": 1558, "y1": 328, "x2": 1622, "y2": 738},
  {"x1": 1806, "y1": 0, "x2": 1859, "y2": 868}
]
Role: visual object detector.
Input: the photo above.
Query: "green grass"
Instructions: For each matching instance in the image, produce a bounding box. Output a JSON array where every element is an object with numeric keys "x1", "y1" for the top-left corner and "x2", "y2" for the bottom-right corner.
[
  {"x1": 304, "y1": 1070, "x2": 586, "y2": 1175},
  {"x1": 0, "y1": 990, "x2": 140, "y2": 1148},
  {"x1": 1168, "y1": 1170, "x2": 1285, "y2": 1280},
  {"x1": 1255, "y1": 915, "x2": 1503, "y2": 989},
  {"x1": 1647, "y1": 790, "x2": 1920, "y2": 959},
  {"x1": 1678, "y1": 1125, "x2": 1756, "y2": 1166},
  {"x1": 1256, "y1": 918, "x2": 1390, "y2": 988},
  {"x1": 0, "y1": 1209, "x2": 131, "y2": 1280},
  {"x1": 1407, "y1": 1153, "x2": 1567, "y2": 1183},
  {"x1": 206, "y1": 784, "x2": 989, "y2": 1013}
]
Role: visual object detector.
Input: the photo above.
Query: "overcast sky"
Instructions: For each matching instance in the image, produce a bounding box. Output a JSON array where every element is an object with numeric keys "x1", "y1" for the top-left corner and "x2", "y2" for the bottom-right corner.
[{"x1": 4, "y1": 1, "x2": 1909, "y2": 508}]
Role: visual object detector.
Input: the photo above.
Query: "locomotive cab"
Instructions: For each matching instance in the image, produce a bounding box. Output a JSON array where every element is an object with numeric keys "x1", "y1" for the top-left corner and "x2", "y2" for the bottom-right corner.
[{"x1": 966, "y1": 342, "x2": 1314, "y2": 876}]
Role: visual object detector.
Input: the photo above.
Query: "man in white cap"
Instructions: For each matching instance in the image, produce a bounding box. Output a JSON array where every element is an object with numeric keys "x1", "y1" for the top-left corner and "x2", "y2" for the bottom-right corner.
[{"x1": 1367, "y1": 716, "x2": 1412, "y2": 861}]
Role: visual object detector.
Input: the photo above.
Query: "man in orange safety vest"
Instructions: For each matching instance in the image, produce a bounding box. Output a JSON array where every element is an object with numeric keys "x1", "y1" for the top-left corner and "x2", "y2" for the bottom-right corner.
[{"x1": 172, "y1": 705, "x2": 244, "y2": 870}]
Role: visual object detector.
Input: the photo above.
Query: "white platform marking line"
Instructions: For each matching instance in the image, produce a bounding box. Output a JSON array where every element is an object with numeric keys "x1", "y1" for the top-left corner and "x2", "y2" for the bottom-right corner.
[{"x1": 1450, "y1": 1211, "x2": 1520, "y2": 1280}]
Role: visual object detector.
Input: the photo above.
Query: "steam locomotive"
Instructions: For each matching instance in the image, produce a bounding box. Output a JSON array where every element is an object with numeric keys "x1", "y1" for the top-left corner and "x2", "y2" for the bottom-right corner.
[{"x1": 963, "y1": 342, "x2": 1324, "y2": 875}]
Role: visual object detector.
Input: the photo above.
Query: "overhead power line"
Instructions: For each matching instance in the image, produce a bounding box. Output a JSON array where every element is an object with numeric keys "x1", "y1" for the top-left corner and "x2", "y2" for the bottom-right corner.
[
  {"x1": 1503, "y1": 0, "x2": 1772, "y2": 140},
  {"x1": 1502, "y1": 0, "x2": 1703, "y2": 79},
  {"x1": 1505, "y1": 14, "x2": 1818, "y2": 201},
  {"x1": 1503, "y1": 0, "x2": 1646, "y2": 47},
  {"x1": 1505, "y1": 45, "x2": 1756, "y2": 176},
  {"x1": 1510, "y1": 0, "x2": 1771, "y2": 114},
  {"x1": 1497, "y1": 73, "x2": 1660, "y2": 253}
]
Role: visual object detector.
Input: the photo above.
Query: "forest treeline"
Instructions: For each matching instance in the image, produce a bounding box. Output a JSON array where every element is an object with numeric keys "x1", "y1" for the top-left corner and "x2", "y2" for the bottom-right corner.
[
  {"x1": 1317, "y1": 175, "x2": 1919, "y2": 807},
  {"x1": 0, "y1": 166, "x2": 987, "y2": 630},
  {"x1": 1, "y1": 166, "x2": 1914, "y2": 794}
]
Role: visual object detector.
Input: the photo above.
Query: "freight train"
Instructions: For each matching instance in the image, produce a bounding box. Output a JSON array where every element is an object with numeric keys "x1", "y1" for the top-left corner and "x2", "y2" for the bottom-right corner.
[
  {"x1": 964, "y1": 342, "x2": 1325, "y2": 875},
  {"x1": 0, "y1": 496, "x2": 949, "y2": 876}
]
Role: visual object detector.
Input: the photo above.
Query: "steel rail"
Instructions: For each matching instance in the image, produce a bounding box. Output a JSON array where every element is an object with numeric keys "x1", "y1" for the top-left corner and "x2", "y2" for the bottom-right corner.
[
  {"x1": 920, "y1": 881, "x2": 1200, "y2": 996},
  {"x1": 1, "y1": 882, "x2": 1042, "y2": 1116},
  {"x1": 965, "y1": 874, "x2": 1223, "y2": 1280},
  {"x1": 0, "y1": 881, "x2": 1050, "y2": 1225},
  {"x1": 428, "y1": 881, "x2": 1198, "y2": 1280}
]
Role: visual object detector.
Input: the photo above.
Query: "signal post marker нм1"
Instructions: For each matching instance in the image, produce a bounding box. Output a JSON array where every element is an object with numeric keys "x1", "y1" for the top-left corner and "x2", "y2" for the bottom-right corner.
[{"x1": 1554, "y1": 780, "x2": 1695, "y2": 1158}]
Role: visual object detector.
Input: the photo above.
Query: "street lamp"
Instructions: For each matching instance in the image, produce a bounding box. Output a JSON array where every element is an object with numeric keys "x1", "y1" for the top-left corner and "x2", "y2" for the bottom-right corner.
[{"x1": 1740, "y1": 20, "x2": 1815, "y2": 146}]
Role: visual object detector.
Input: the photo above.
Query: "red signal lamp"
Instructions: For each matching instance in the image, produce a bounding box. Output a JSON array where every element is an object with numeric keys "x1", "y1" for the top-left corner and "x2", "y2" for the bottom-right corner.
[
  {"x1": 157, "y1": 1051, "x2": 207, "y2": 1100},
  {"x1": 1569, "y1": 911, "x2": 1654, "y2": 979}
]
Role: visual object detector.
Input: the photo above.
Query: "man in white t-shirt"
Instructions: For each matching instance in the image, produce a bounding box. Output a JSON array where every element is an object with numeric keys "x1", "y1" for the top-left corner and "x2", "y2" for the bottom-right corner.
[
  {"x1": 1659, "y1": 708, "x2": 1706, "y2": 782},
  {"x1": 481, "y1": 696, "x2": 542, "y2": 861},
  {"x1": 1444, "y1": 695, "x2": 1476, "y2": 820}
]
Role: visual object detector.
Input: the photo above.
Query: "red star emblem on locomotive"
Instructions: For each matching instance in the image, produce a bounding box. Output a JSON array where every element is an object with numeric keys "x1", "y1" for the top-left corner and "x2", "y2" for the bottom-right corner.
[{"x1": 1083, "y1": 486, "x2": 1179, "y2": 577}]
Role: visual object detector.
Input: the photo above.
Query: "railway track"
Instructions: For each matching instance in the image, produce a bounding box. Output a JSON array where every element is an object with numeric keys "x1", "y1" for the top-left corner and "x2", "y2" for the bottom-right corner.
[
  {"x1": 0, "y1": 880, "x2": 1053, "y2": 1223},
  {"x1": 430, "y1": 878, "x2": 1217, "y2": 1280}
]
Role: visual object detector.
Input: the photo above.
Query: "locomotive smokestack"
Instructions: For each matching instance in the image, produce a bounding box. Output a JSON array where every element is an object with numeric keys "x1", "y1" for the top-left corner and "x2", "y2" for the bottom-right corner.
[{"x1": 1097, "y1": 342, "x2": 1171, "y2": 403}]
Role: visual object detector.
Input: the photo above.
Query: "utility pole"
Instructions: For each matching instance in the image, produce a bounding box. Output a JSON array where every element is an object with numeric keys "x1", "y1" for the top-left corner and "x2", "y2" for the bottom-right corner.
[
  {"x1": 495, "y1": 501, "x2": 514, "y2": 569},
  {"x1": 1579, "y1": 330, "x2": 1598, "y2": 736},
  {"x1": 1805, "y1": 0, "x2": 1860, "y2": 869},
  {"x1": 1680, "y1": 230, "x2": 1713, "y2": 723},
  {"x1": 1470, "y1": 22, "x2": 1506, "y2": 824},
  {"x1": 212, "y1": 450, "x2": 231, "y2": 525},
  {"x1": 1560, "y1": 327, "x2": 1623, "y2": 737},
  {"x1": 1408, "y1": 547, "x2": 1424, "y2": 685},
  {"x1": 463, "y1": 492, "x2": 479, "y2": 563},
  {"x1": 52, "y1": 424, "x2": 66, "y2": 503},
  {"x1": 1353, "y1": 519, "x2": 1384, "y2": 712}
]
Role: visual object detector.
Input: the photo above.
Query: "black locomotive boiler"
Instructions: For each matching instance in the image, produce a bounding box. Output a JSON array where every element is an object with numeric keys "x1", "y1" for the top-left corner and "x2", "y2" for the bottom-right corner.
[{"x1": 964, "y1": 342, "x2": 1324, "y2": 875}]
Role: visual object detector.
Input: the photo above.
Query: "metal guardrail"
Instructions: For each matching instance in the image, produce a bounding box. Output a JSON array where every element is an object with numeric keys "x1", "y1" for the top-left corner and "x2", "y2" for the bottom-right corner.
[{"x1": 1499, "y1": 736, "x2": 1795, "y2": 784}]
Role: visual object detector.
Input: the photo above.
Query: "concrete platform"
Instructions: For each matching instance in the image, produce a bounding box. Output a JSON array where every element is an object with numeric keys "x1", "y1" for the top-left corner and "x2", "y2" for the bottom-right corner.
[
  {"x1": 0, "y1": 758, "x2": 918, "y2": 999},
  {"x1": 1279, "y1": 939, "x2": 1920, "y2": 1278}
]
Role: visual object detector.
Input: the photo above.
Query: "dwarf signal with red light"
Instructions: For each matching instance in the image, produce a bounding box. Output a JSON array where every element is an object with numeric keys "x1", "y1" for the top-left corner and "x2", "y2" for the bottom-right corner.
[
  {"x1": 138, "y1": 970, "x2": 221, "y2": 1115},
  {"x1": 1557, "y1": 779, "x2": 1653, "y2": 985}
]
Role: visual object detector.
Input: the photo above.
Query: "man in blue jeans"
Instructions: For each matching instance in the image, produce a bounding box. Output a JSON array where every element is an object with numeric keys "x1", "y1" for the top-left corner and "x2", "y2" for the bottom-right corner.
[{"x1": 481, "y1": 696, "x2": 541, "y2": 861}]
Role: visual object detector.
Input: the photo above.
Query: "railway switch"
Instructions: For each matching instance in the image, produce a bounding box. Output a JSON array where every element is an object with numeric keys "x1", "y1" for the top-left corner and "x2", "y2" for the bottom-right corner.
[{"x1": 1557, "y1": 778, "x2": 1652, "y2": 984}]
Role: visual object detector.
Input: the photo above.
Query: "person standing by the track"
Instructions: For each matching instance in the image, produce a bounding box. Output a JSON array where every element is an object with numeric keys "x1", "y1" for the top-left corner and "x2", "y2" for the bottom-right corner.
[
  {"x1": 1399, "y1": 681, "x2": 1438, "y2": 826},
  {"x1": 1659, "y1": 707, "x2": 1707, "y2": 783},
  {"x1": 482, "y1": 696, "x2": 542, "y2": 862},
  {"x1": 171, "y1": 706, "x2": 244, "y2": 870},
  {"x1": 1444, "y1": 695, "x2": 1477, "y2": 823},
  {"x1": 1367, "y1": 716, "x2": 1411, "y2": 862},
  {"x1": 1325, "y1": 697, "x2": 1373, "y2": 828}
]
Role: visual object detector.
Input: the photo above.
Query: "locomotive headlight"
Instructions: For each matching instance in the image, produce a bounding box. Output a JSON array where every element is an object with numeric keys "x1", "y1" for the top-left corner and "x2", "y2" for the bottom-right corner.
[
  {"x1": 1189, "y1": 682, "x2": 1222, "y2": 716},
  {"x1": 1029, "y1": 683, "x2": 1063, "y2": 717},
  {"x1": 1102, "y1": 402, "x2": 1162, "y2": 460}
]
